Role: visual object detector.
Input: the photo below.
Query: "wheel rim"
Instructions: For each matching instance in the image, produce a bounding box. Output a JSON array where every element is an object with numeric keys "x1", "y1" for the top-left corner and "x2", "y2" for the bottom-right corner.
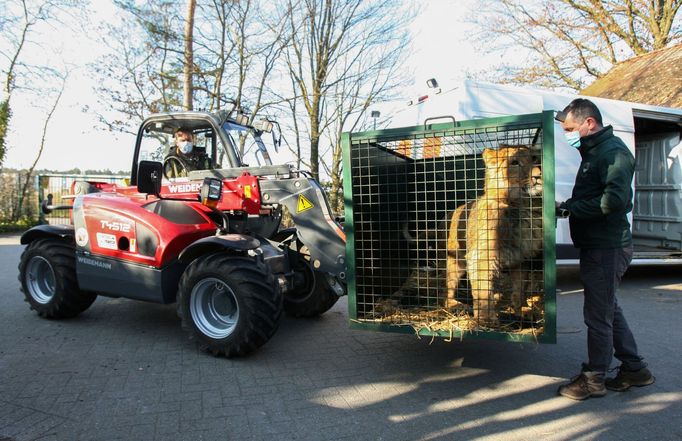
[
  {"x1": 25, "y1": 256, "x2": 56, "y2": 304},
  {"x1": 190, "y1": 277, "x2": 239, "y2": 339}
]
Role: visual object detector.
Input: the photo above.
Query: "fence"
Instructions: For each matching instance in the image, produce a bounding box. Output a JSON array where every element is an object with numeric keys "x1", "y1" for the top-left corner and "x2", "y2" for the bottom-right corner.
[{"x1": 35, "y1": 174, "x2": 129, "y2": 225}]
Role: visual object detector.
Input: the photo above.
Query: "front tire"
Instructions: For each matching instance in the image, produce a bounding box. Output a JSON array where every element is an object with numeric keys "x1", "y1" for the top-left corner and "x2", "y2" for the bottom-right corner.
[
  {"x1": 18, "y1": 238, "x2": 97, "y2": 318},
  {"x1": 177, "y1": 254, "x2": 282, "y2": 357}
]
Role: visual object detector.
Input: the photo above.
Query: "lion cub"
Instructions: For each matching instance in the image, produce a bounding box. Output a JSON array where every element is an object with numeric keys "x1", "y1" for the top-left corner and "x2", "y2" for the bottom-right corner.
[{"x1": 446, "y1": 145, "x2": 543, "y2": 326}]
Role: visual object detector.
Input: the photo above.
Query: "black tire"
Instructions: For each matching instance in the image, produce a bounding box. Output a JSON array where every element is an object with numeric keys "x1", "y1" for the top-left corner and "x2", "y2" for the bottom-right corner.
[
  {"x1": 272, "y1": 228, "x2": 341, "y2": 318},
  {"x1": 18, "y1": 238, "x2": 97, "y2": 318},
  {"x1": 177, "y1": 253, "x2": 282, "y2": 357}
]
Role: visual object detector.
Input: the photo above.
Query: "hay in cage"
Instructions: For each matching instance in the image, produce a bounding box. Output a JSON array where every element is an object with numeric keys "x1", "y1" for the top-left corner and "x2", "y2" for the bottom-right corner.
[
  {"x1": 360, "y1": 302, "x2": 545, "y2": 342},
  {"x1": 366, "y1": 289, "x2": 545, "y2": 341},
  {"x1": 360, "y1": 261, "x2": 546, "y2": 339}
]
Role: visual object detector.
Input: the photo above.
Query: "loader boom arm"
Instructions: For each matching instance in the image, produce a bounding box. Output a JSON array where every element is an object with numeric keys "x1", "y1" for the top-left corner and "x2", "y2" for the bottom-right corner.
[{"x1": 259, "y1": 177, "x2": 346, "y2": 280}]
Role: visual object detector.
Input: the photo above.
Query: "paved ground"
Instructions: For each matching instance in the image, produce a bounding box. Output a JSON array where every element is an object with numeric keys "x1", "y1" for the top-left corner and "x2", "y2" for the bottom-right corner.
[{"x1": 1, "y1": 233, "x2": 681, "y2": 441}]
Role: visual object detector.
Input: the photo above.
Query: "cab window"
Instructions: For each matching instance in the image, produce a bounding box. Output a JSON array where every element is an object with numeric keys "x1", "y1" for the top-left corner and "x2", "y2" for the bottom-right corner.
[
  {"x1": 138, "y1": 127, "x2": 173, "y2": 163},
  {"x1": 223, "y1": 122, "x2": 269, "y2": 167},
  {"x1": 138, "y1": 123, "x2": 232, "y2": 179}
]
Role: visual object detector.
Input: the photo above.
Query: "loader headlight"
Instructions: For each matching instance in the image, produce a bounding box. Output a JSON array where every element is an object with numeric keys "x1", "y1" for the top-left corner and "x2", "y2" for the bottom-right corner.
[
  {"x1": 254, "y1": 118, "x2": 273, "y2": 133},
  {"x1": 200, "y1": 177, "x2": 223, "y2": 207},
  {"x1": 235, "y1": 113, "x2": 249, "y2": 126}
]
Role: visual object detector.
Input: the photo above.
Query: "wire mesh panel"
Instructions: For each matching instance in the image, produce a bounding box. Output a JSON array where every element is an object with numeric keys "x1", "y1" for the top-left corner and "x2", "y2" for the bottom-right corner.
[{"x1": 342, "y1": 112, "x2": 556, "y2": 343}]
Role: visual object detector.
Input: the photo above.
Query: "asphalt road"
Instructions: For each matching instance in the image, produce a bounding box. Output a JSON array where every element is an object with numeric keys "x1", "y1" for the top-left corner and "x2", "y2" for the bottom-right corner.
[{"x1": 1, "y1": 234, "x2": 680, "y2": 441}]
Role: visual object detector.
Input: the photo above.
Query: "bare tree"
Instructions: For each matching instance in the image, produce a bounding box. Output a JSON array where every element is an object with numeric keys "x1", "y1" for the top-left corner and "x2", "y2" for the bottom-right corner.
[
  {"x1": 95, "y1": 0, "x2": 285, "y2": 134},
  {"x1": 320, "y1": 40, "x2": 410, "y2": 212},
  {"x1": 282, "y1": 0, "x2": 413, "y2": 186},
  {"x1": 211, "y1": 0, "x2": 288, "y2": 117},
  {"x1": 193, "y1": 0, "x2": 238, "y2": 111},
  {"x1": 14, "y1": 70, "x2": 67, "y2": 220},
  {"x1": 0, "y1": 0, "x2": 77, "y2": 166},
  {"x1": 91, "y1": 1, "x2": 184, "y2": 133},
  {"x1": 474, "y1": 0, "x2": 682, "y2": 90}
]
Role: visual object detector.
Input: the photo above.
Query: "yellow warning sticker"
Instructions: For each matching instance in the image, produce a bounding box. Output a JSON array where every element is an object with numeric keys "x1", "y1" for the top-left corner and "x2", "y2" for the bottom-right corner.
[
  {"x1": 244, "y1": 185, "x2": 251, "y2": 199},
  {"x1": 297, "y1": 194, "x2": 314, "y2": 213}
]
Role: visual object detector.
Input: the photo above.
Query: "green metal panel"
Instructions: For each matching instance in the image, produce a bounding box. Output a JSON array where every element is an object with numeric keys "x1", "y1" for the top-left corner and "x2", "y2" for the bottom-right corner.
[
  {"x1": 342, "y1": 112, "x2": 556, "y2": 344},
  {"x1": 541, "y1": 111, "x2": 557, "y2": 343},
  {"x1": 341, "y1": 132, "x2": 358, "y2": 321}
]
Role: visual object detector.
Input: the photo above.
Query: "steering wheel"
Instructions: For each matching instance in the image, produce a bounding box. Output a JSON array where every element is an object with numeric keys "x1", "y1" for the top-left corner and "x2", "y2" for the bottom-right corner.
[{"x1": 163, "y1": 155, "x2": 189, "y2": 179}]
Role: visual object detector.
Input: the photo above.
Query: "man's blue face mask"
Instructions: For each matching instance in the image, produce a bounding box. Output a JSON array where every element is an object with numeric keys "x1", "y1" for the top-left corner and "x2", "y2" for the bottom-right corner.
[
  {"x1": 565, "y1": 131, "x2": 581, "y2": 148},
  {"x1": 179, "y1": 141, "x2": 193, "y2": 154}
]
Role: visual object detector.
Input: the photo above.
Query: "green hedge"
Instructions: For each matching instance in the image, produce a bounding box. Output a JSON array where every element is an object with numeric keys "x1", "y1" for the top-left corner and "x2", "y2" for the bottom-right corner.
[{"x1": 0, "y1": 217, "x2": 39, "y2": 234}]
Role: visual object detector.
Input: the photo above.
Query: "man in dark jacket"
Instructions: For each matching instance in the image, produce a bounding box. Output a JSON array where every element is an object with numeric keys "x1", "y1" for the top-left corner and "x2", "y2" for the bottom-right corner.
[
  {"x1": 164, "y1": 128, "x2": 209, "y2": 178},
  {"x1": 555, "y1": 98, "x2": 654, "y2": 400}
]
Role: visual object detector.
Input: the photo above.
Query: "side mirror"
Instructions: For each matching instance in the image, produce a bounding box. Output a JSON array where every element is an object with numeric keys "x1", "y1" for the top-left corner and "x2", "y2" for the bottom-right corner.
[
  {"x1": 41, "y1": 194, "x2": 54, "y2": 214},
  {"x1": 270, "y1": 120, "x2": 282, "y2": 153},
  {"x1": 137, "y1": 160, "x2": 163, "y2": 196}
]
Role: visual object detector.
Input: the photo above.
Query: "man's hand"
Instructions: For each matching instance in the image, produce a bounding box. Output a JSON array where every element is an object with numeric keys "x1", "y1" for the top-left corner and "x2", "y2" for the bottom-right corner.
[{"x1": 556, "y1": 201, "x2": 570, "y2": 218}]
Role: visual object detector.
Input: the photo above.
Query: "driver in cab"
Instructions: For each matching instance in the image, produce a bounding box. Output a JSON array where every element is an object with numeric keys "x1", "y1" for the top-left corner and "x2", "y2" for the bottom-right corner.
[{"x1": 164, "y1": 128, "x2": 206, "y2": 178}]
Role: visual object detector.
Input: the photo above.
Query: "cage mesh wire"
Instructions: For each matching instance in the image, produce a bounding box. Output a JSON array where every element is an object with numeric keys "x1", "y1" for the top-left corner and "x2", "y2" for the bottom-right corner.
[{"x1": 350, "y1": 122, "x2": 545, "y2": 335}]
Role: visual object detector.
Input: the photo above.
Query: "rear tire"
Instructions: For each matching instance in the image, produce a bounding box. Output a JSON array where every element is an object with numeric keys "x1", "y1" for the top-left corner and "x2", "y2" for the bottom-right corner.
[
  {"x1": 273, "y1": 228, "x2": 341, "y2": 317},
  {"x1": 177, "y1": 253, "x2": 282, "y2": 357},
  {"x1": 18, "y1": 238, "x2": 97, "y2": 318}
]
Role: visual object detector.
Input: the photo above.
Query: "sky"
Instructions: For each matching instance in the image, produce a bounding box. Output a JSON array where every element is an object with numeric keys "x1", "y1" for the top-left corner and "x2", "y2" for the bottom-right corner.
[{"x1": 3, "y1": 0, "x2": 497, "y2": 173}]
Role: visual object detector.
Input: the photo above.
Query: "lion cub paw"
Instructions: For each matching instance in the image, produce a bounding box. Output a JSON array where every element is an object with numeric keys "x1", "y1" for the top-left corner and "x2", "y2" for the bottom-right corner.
[{"x1": 445, "y1": 298, "x2": 466, "y2": 310}]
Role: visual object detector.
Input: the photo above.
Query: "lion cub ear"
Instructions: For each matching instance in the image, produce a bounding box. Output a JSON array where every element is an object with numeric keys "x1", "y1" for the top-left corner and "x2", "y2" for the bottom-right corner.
[{"x1": 482, "y1": 148, "x2": 497, "y2": 164}]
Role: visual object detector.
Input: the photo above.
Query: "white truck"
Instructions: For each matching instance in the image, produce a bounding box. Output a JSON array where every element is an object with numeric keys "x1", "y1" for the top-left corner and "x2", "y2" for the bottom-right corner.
[{"x1": 385, "y1": 80, "x2": 682, "y2": 266}]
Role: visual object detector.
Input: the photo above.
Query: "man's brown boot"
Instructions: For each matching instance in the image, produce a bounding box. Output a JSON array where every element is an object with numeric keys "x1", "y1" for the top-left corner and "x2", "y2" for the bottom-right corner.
[
  {"x1": 606, "y1": 366, "x2": 655, "y2": 392},
  {"x1": 558, "y1": 368, "x2": 606, "y2": 400}
]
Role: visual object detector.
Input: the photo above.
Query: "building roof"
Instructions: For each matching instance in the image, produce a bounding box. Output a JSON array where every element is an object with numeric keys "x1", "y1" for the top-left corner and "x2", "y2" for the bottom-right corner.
[{"x1": 580, "y1": 43, "x2": 682, "y2": 109}]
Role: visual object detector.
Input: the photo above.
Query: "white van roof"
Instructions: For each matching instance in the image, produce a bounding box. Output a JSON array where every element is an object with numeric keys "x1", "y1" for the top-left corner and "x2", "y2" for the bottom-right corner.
[{"x1": 388, "y1": 80, "x2": 682, "y2": 133}]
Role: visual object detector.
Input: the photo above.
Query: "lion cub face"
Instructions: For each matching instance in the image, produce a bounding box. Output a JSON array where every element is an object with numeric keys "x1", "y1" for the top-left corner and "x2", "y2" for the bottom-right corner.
[
  {"x1": 527, "y1": 160, "x2": 543, "y2": 197},
  {"x1": 481, "y1": 146, "x2": 535, "y2": 200}
]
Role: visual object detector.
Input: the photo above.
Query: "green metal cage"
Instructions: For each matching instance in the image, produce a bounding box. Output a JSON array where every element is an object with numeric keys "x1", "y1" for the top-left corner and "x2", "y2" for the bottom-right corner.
[{"x1": 341, "y1": 112, "x2": 556, "y2": 343}]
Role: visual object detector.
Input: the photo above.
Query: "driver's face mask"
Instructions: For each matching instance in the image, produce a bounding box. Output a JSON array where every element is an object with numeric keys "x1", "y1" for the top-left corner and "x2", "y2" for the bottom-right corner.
[{"x1": 179, "y1": 141, "x2": 193, "y2": 154}]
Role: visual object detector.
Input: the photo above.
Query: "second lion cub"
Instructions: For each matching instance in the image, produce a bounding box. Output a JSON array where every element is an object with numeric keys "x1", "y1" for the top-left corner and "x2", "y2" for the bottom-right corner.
[{"x1": 446, "y1": 145, "x2": 543, "y2": 326}]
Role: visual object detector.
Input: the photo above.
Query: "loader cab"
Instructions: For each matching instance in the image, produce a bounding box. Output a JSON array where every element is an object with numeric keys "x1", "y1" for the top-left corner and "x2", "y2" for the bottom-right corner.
[{"x1": 130, "y1": 111, "x2": 274, "y2": 185}]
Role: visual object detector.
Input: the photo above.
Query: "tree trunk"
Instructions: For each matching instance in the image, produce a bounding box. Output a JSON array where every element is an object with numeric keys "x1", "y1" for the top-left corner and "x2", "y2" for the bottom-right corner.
[
  {"x1": 329, "y1": 142, "x2": 343, "y2": 214},
  {"x1": 309, "y1": 118, "x2": 320, "y2": 180},
  {"x1": 183, "y1": 0, "x2": 196, "y2": 111},
  {"x1": 0, "y1": 99, "x2": 10, "y2": 169},
  {"x1": 1, "y1": 0, "x2": 31, "y2": 167}
]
